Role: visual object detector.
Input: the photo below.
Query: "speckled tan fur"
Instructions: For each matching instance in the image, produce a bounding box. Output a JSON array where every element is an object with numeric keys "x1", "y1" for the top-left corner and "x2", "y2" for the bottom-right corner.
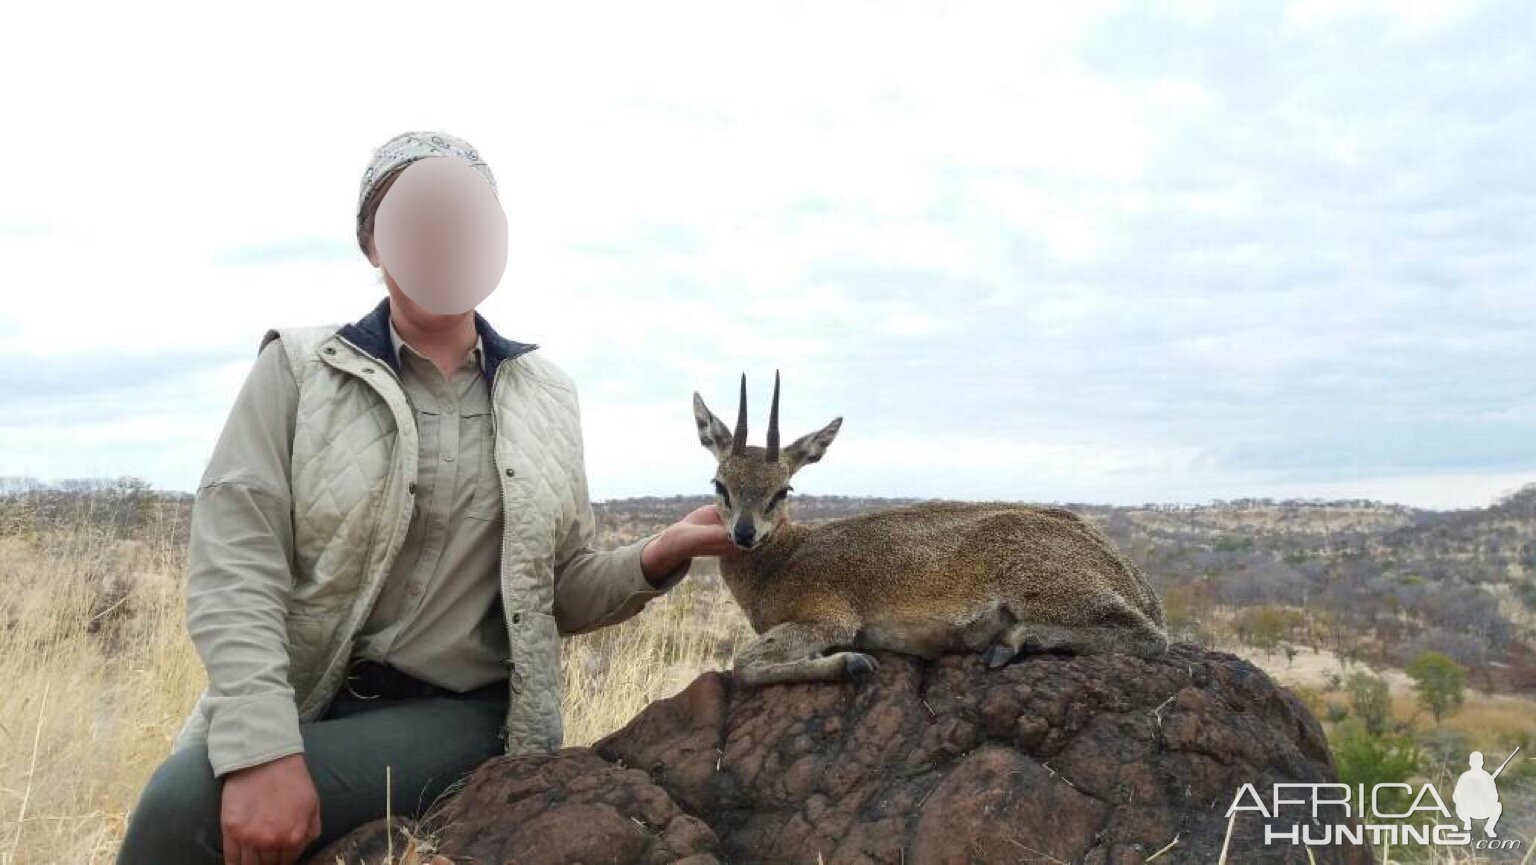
[{"x1": 694, "y1": 372, "x2": 1170, "y2": 687}]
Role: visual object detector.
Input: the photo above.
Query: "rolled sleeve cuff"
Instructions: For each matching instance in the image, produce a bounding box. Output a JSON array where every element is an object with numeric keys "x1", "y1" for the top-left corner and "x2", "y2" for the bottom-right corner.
[
  {"x1": 205, "y1": 692, "x2": 305, "y2": 779},
  {"x1": 626, "y1": 529, "x2": 692, "y2": 598}
]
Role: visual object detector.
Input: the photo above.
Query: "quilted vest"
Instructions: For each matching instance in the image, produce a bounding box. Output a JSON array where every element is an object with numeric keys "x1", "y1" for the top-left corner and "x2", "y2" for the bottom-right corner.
[{"x1": 170, "y1": 297, "x2": 584, "y2": 758}]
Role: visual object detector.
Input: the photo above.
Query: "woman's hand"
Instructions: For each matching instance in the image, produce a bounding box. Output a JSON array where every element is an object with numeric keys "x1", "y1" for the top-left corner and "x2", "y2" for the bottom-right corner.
[
  {"x1": 672, "y1": 505, "x2": 742, "y2": 559},
  {"x1": 640, "y1": 505, "x2": 739, "y2": 585},
  {"x1": 221, "y1": 753, "x2": 321, "y2": 864}
]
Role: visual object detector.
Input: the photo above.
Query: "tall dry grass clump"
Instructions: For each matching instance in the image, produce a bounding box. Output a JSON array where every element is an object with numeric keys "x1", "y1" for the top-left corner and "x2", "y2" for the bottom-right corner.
[
  {"x1": 561, "y1": 567, "x2": 752, "y2": 746},
  {"x1": 0, "y1": 491, "x2": 204, "y2": 863}
]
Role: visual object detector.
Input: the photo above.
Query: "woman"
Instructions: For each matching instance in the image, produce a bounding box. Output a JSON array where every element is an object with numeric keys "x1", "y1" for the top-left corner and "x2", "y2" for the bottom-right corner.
[{"x1": 117, "y1": 130, "x2": 737, "y2": 864}]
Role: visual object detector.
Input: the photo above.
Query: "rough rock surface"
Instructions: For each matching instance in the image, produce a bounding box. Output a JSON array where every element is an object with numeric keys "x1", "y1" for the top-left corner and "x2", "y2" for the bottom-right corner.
[{"x1": 306, "y1": 642, "x2": 1370, "y2": 864}]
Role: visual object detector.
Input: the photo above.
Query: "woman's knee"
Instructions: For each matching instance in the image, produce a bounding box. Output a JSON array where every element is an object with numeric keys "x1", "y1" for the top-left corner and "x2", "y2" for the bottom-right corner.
[{"x1": 116, "y1": 746, "x2": 224, "y2": 865}]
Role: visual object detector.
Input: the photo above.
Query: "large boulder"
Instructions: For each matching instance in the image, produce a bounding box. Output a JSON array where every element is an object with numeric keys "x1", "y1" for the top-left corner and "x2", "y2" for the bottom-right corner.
[{"x1": 306, "y1": 642, "x2": 1370, "y2": 864}]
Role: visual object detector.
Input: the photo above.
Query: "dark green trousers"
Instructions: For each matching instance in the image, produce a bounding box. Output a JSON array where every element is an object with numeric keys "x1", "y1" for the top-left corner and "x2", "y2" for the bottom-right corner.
[{"x1": 116, "y1": 682, "x2": 508, "y2": 864}]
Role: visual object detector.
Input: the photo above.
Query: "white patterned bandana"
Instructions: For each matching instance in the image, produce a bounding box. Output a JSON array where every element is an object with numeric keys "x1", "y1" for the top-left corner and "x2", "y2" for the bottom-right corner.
[{"x1": 356, "y1": 130, "x2": 498, "y2": 254}]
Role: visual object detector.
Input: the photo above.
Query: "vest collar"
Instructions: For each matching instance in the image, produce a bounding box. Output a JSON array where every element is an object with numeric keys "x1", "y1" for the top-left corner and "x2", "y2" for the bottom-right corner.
[{"x1": 336, "y1": 295, "x2": 541, "y2": 390}]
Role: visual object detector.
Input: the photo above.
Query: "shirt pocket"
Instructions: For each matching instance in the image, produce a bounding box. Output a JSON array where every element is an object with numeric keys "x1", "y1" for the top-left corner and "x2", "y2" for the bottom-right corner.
[{"x1": 464, "y1": 410, "x2": 504, "y2": 521}]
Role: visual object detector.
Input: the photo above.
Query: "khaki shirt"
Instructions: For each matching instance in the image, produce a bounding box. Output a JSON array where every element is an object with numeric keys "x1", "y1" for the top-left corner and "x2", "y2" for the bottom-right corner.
[
  {"x1": 346, "y1": 320, "x2": 508, "y2": 690},
  {"x1": 185, "y1": 320, "x2": 690, "y2": 774}
]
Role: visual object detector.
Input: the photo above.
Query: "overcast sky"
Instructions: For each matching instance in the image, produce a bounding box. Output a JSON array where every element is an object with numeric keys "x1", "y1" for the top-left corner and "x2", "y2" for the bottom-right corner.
[{"x1": 1, "y1": 1, "x2": 1531, "y2": 510}]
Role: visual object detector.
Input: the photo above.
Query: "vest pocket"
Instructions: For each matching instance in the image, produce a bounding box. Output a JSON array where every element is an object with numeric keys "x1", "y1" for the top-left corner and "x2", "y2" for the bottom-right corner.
[
  {"x1": 284, "y1": 612, "x2": 335, "y2": 697},
  {"x1": 511, "y1": 609, "x2": 562, "y2": 705}
]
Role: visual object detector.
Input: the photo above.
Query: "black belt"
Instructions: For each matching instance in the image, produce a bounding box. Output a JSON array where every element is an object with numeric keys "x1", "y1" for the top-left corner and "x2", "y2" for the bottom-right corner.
[{"x1": 343, "y1": 657, "x2": 504, "y2": 701}]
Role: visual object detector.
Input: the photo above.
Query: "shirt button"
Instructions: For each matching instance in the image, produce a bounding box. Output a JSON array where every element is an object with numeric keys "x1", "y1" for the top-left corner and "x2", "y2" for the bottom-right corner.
[{"x1": 443, "y1": 452, "x2": 455, "y2": 462}]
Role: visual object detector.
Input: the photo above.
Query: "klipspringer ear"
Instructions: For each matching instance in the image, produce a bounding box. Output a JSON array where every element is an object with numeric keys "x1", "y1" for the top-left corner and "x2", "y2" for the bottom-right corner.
[
  {"x1": 693, "y1": 392, "x2": 737, "y2": 462},
  {"x1": 781, "y1": 416, "x2": 842, "y2": 474}
]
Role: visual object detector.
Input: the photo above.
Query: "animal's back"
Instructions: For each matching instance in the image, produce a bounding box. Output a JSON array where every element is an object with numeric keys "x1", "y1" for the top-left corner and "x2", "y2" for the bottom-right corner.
[{"x1": 778, "y1": 500, "x2": 1159, "y2": 625}]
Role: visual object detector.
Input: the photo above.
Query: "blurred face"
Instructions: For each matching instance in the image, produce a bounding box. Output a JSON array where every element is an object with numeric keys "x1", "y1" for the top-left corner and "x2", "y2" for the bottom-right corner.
[{"x1": 371, "y1": 156, "x2": 509, "y2": 315}]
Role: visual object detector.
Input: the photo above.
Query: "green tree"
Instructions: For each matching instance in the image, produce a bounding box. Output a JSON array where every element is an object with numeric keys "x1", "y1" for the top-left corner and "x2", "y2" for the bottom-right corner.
[
  {"x1": 1329, "y1": 718, "x2": 1422, "y2": 814},
  {"x1": 1405, "y1": 651, "x2": 1466, "y2": 724},
  {"x1": 1345, "y1": 671, "x2": 1392, "y2": 735},
  {"x1": 1162, "y1": 584, "x2": 1196, "y2": 637},
  {"x1": 1233, "y1": 606, "x2": 1303, "y2": 657}
]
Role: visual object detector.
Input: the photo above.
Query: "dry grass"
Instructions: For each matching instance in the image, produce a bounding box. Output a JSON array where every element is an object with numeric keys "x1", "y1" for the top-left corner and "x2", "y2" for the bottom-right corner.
[
  {"x1": 560, "y1": 568, "x2": 753, "y2": 747},
  {"x1": 0, "y1": 506, "x2": 750, "y2": 863},
  {"x1": 0, "y1": 505, "x2": 205, "y2": 863},
  {"x1": 1438, "y1": 695, "x2": 1536, "y2": 747}
]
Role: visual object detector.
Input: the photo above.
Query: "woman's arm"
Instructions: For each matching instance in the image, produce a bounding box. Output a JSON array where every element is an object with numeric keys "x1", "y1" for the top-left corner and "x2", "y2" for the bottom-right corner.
[
  {"x1": 551, "y1": 481, "x2": 694, "y2": 636},
  {"x1": 183, "y1": 339, "x2": 306, "y2": 778}
]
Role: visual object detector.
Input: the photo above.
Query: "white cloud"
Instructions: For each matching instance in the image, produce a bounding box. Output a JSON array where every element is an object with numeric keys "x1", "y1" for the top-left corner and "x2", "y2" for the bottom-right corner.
[{"x1": 1, "y1": 0, "x2": 1532, "y2": 510}]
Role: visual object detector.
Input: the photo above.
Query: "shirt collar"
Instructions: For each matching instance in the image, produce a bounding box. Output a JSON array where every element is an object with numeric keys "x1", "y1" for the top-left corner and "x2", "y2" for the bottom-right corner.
[{"x1": 387, "y1": 317, "x2": 486, "y2": 374}]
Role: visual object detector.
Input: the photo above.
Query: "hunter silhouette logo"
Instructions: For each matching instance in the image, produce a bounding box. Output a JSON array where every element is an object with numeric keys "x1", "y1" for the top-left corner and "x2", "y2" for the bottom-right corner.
[{"x1": 1454, "y1": 747, "x2": 1518, "y2": 838}]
